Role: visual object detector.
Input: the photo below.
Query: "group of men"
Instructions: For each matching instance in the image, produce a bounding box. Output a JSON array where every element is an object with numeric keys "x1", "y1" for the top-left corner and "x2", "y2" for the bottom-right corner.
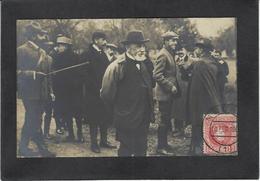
[{"x1": 17, "y1": 21, "x2": 228, "y2": 157}]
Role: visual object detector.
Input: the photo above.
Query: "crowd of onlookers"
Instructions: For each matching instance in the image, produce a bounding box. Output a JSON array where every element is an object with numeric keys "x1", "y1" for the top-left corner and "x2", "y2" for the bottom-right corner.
[{"x1": 17, "y1": 21, "x2": 229, "y2": 157}]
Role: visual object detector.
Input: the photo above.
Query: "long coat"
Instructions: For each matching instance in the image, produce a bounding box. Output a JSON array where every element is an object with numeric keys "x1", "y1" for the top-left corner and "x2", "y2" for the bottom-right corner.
[
  {"x1": 100, "y1": 54, "x2": 155, "y2": 132},
  {"x1": 17, "y1": 41, "x2": 53, "y2": 101},
  {"x1": 80, "y1": 44, "x2": 111, "y2": 125},
  {"x1": 171, "y1": 62, "x2": 188, "y2": 122},
  {"x1": 52, "y1": 49, "x2": 82, "y2": 117},
  {"x1": 184, "y1": 57, "x2": 223, "y2": 149}
]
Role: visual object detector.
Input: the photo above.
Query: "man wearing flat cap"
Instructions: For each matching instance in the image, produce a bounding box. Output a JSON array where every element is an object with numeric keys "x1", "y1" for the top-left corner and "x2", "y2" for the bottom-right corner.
[
  {"x1": 178, "y1": 38, "x2": 223, "y2": 155},
  {"x1": 17, "y1": 22, "x2": 55, "y2": 157},
  {"x1": 81, "y1": 31, "x2": 116, "y2": 153},
  {"x1": 101, "y1": 30, "x2": 154, "y2": 156},
  {"x1": 153, "y1": 31, "x2": 181, "y2": 156},
  {"x1": 51, "y1": 36, "x2": 84, "y2": 143}
]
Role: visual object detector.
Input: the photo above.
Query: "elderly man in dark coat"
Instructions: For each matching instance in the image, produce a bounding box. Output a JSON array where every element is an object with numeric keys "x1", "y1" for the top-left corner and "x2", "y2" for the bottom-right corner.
[
  {"x1": 52, "y1": 36, "x2": 84, "y2": 143},
  {"x1": 101, "y1": 31, "x2": 155, "y2": 156},
  {"x1": 153, "y1": 31, "x2": 180, "y2": 155},
  {"x1": 81, "y1": 31, "x2": 116, "y2": 153},
  {"x1": 179, "y1": 39, "x2": 223, "y2": 155},
  {"x1": 17, "y1": 22, "x2": 55, "y2": 157}
]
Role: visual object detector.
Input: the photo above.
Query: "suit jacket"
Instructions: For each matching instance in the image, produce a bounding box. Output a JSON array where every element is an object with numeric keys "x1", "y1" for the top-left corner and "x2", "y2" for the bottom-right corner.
[
  {"x1": 17, "y1": 41, "x2": 53, "y2": 100},
  {"x1": 153, "y1": 47, "x2": 178, "y2": 101},
  {"x1": 101, "y1": 53, "x2": 155, "y2": 130}
]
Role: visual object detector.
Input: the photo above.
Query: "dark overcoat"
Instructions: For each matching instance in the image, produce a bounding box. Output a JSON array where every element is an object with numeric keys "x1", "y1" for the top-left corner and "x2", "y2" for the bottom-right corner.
[
  {"x1": 80, "y1": 44, "x2": 111, "y2": 124},
  {"x1": 185, "y1": 57, "x2": 223, "y2": 148},
  {"x1": 17, "y1": 41, "x2": 53, "y2": 101},
  {"x1": 100, "y1": 54, "x2": 155, "y2": 133},
  {"x1": 171, "y1": 63, "x2": 188, "y2": 122},
  {"x1": 52, "y1": 49, "x2": 82, "y2": 117}
]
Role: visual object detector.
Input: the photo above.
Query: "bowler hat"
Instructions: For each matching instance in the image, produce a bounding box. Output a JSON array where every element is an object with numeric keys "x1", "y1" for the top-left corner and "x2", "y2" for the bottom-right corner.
[
  {"x1": 106, "y1": 43, "x2": 118, "y2": 50},
  {"x1": 57, "y1": 36, "x2": 72, "y2": 45},
  {"x1": 121, "y1": 30, "x2": 150, "y2": 45},
  {"x1": 162, "y1": 31, "x2": 179, "y2": 40},
  {"x1": 195, "y1": 38, "x2": 213, "y2": 51},
  {"x1": 25, "y1": 22, "x2": 47, "y2": 37},
  {"x1": 92, "y1": 31, "x2": 107, "y2": 41}
]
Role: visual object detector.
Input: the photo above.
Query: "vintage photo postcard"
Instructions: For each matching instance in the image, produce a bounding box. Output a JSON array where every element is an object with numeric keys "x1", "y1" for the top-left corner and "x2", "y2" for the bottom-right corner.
[
  {"x1": 2, "y1": 0, "x2": 258, "y2": 179},
  {"x1": 16, "y1": 18, "x2": 237, "y2": 157}
]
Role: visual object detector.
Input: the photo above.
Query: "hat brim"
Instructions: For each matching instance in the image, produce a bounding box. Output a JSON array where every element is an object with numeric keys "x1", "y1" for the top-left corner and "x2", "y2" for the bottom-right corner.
[
  {"x1": 162, "y1": 36, "x2": 179, "y2": 40},
  {"x1": 57, "y1": 42, "x2": 72, "y2": 45},
  {"x1": 121, "y1": 39, "x2": 150, "y2": 45},
  {"x1": 195, "y1": 43, "x2": 213, "y2": 49},
  {"x1": 40, "y1": 30, "x2": 48, "y2": 34}
]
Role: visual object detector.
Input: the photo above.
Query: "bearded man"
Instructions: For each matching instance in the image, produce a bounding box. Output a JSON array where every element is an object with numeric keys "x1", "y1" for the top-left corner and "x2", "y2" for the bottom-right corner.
[{"x1": 101, "y1": 31, "x2": 154, "y2": 156}]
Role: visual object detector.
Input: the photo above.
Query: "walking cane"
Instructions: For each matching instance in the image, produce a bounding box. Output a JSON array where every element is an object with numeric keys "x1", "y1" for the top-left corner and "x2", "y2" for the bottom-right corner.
[{"x1": 47, "y1": 61, "x2": 90, "y2": 75}]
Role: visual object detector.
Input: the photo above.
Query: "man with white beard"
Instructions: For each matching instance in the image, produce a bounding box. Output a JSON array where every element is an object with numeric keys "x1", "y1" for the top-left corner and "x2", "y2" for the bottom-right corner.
[{"x1": 101, "y1": 31, "x2": 154, "y2": 156}]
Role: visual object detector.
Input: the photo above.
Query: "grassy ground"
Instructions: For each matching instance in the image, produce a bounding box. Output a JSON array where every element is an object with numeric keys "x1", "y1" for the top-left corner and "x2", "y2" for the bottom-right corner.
[
  {"x1": 16, "y1": 99, "x2": 191, "y2": 157},
  {"x1": 16, "y1": 59, "x2": 237, "y2": 157}
]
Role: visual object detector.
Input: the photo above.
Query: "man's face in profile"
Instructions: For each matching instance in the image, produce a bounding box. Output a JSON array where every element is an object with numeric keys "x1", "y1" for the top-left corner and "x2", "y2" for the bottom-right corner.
[{"x1": 95, "y1": 38, "x2": 107, "y2": 49}]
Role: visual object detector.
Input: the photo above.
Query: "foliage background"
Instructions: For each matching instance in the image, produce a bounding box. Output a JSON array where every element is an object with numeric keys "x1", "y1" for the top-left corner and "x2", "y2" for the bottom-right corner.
[{"x1": 17, "y1": 18, "x2": 236, "y2": 57}]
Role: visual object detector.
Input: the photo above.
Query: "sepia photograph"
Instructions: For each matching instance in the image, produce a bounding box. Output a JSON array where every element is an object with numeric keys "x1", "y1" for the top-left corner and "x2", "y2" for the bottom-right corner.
[{"x1": 16, "y1": 18, "x2": 238, "y2": 157}]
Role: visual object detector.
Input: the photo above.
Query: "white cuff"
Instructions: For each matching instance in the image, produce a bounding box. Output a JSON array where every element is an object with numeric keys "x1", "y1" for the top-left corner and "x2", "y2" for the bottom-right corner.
[{"x1": 33, "y1": 71, "x2": 36, "y2": 80}]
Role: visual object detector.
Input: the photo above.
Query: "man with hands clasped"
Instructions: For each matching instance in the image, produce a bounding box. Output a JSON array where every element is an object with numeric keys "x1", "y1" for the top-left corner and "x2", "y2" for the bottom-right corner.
[{"x1": 153, "y1": 31, "x2": 180, "y2": 156}]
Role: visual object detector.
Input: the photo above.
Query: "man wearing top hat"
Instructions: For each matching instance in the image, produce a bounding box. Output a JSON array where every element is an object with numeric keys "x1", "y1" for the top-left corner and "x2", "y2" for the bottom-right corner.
[
  {"x1": 81, "y1": 31, "x2": 116, "y2": 153},
  {"x1": 178, "y1": 38, "x2": 223, "y2": 155},
  {"x1": 51, "y1": 36, "x2": 84, "y2": 143},
  {"x1": 17, "y1": 22, "x2": 55, "y2": 157},
  {"x1": 101, "y1": 30, "x2": 154, "y2": 156},
  {"x1": 153, "y1": 31, "x2": 180, "y2": 156}
]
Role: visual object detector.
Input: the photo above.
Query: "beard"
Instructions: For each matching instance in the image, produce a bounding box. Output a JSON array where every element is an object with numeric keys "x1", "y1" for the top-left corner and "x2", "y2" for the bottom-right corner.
[{"x1": 134, "y1": 52, "x2": 146, "y2": 61}]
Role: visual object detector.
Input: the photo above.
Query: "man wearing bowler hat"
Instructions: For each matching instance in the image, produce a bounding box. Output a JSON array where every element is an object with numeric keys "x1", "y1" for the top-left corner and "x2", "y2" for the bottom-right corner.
[
  {"x1": 81, "y1": 31, "x2": 116, "y2": 153},
  {"x1": 17, "y1": 22, "x2": 55, "y2": 157},
  {"x1": 178, "y1": 38, "x2": 223, "y2": 155},
  {"x1": 101, "y1": 30, "x2": 154, "y2": 156},
  {"x1": 153, "y1": 31, "x2": 180, "y2": 155}
]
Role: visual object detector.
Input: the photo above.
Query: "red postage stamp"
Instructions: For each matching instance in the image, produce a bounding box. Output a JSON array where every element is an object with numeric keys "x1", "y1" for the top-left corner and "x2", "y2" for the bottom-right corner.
[{"x1": 203, "y1": 114, "x2": 237, "y2": 155}]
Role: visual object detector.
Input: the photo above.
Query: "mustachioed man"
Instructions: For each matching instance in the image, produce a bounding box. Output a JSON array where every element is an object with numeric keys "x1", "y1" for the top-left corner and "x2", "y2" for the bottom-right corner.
[
  {"x1": 101, "y1": 30, "x2": 155, "y2": 156},
  {"x1": 17, "y1": 22, "x2": 55, "y2": 157},
  {"x1": 80, "y1": 31, "x2": 116, "y2": 153},
  {"x1": 178, "y1": 38, "x2": 223, "y2": 155},
  {"x1": 153, "y1": 31, "x2": 180, "y2": 156}
]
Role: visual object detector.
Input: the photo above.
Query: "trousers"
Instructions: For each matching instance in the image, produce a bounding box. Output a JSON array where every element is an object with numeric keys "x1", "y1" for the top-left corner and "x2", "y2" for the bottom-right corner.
[
  {"x1": 157, "y1": 100, "x2": 172, "y2": 149},
  {"x1": 20, "y1": 99, "x2": 46, "y2": 151}
]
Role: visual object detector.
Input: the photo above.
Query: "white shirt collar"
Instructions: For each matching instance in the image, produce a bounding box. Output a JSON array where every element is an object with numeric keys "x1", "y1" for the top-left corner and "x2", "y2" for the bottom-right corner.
[
  {"x1": 92, "y1": 44, "x2": 102, "y2": 52},
  {"x1": 28, "y1": 41, "x2": 40, "y2": 50},
  {"x1": 126, "y1": 52, "x2": 136, "y2": 61}
]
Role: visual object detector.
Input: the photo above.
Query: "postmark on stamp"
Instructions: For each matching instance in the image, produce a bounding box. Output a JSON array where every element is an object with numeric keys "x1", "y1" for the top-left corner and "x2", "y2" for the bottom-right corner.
[{"x1": 203, "y1": 114, "x2": 237, "y2": 155}]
